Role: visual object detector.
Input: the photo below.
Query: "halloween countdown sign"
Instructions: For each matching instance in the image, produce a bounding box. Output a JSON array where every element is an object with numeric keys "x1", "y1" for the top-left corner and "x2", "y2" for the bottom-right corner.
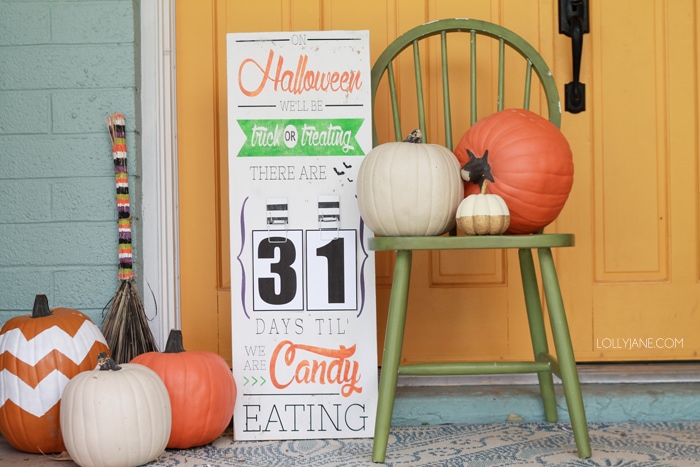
[{"x1": 227, "y1": 30, "x2": 377, "y2": 441}]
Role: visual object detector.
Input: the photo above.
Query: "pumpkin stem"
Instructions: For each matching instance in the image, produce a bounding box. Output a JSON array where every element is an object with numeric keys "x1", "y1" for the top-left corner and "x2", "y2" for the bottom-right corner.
[
  {"x1": 403, "y1": 129, "x2": 422, "y2": 144},
  {"x1": 31, "y1": 294, "x2": 52, "y2": 318},
  {"x1": 164, "y1": 329, "x2": 186, "y2": 353},
  {"x1": 460, "y1": 149, "x2": 495, "y2": 189},
  {"x1": 480, "y1": 180, "x2": 489, "y2": 195},
  {"x1": 97, "y1": 352, "x2": 121, "y2": 371}
]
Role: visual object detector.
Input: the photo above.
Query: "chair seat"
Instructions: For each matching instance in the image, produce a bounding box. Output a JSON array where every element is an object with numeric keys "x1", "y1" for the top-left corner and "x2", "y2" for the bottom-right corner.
[{"x1": 370, "y1": 233, "x2": 574, "y2": 251}]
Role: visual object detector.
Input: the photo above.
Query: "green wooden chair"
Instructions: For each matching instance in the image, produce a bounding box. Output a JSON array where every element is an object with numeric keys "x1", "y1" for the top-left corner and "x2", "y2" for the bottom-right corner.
[{"x1": 369, "y1": 19, "x2": 591, "y2": 462}]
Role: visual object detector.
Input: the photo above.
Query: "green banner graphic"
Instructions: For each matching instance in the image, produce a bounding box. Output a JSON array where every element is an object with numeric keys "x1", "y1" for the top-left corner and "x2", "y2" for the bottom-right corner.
[{"x1": 236, "y1": 118, "x2": 365, "y2": 157}]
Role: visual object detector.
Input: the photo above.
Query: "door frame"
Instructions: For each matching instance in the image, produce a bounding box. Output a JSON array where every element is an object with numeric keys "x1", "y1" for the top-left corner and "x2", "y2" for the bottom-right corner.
[{"x1": 140, "y1": 0, "x2": 179, "y2": 349}]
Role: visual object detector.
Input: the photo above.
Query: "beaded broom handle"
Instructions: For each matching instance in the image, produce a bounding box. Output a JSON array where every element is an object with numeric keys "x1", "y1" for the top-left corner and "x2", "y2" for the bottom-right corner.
[{"x1": 106, "y1": 113, "x2": 133, "y2": 281}]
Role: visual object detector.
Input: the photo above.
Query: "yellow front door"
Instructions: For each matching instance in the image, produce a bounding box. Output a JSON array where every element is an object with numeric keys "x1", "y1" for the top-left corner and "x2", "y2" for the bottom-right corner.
[{"x1": 175, "y1": 0, "x2": 700, "y2": 365}]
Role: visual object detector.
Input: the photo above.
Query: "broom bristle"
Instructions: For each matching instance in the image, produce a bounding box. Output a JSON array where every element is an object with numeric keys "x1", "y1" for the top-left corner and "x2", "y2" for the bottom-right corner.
[{"x1": 102, "y1": 280, "x2": 159, "y2": 364}]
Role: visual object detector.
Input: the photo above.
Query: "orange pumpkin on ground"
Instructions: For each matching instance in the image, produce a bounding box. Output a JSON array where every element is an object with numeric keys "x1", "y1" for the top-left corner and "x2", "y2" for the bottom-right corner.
[
  {"x1": 0, "y1": 294, "x2": 110, "y2": 453},
  {"x1": 454, "y1": 108, "x2": 574, "y2": 234},
  {"x1": 131, "y1": 329, "x2": 236, "y2": 449}
]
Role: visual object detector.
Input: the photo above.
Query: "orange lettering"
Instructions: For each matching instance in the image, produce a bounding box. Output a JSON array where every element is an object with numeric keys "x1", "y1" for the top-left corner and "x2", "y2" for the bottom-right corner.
[
  {"x1": 237, "y1": 50, "x2": 363, "y2": 97},
  {"x1": 238, "y1": 50, "x2": 275, "y2": 97},
  {"x1": 269, "y1": 340, "x2": 362, "y2": 397}
]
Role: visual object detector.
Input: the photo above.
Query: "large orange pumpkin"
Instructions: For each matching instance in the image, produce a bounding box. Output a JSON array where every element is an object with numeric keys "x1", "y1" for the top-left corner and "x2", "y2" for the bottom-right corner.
[
  {"x1": 0, "y1": 294, "x2": 110, "y2": 453},
  {"x1": 131, "y1": 329, "x2": 236, "y2": 449},
  {"x1": 453, "y1": 109, "x2": 574, "y2": 234}
]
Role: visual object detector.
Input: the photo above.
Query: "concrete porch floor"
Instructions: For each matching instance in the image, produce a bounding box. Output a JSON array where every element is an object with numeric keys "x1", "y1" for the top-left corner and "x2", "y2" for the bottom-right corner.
[{"x1": 1, "y1": 363, "x2": 699, "y2": 465}]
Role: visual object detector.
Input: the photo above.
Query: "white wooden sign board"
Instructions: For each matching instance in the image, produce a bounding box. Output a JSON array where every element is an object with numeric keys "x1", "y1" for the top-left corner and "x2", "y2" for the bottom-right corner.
[{"x1": 227, "y1": 30, "x2": 377, "y2": 441}]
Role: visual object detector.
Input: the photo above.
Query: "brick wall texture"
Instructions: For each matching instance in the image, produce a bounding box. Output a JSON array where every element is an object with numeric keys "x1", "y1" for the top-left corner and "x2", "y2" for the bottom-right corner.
[{"x1": 0, "y1": 0, "x2": 138, "y2": 326}]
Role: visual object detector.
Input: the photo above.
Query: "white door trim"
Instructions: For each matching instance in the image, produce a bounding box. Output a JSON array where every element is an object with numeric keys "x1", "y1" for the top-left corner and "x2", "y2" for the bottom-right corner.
[{"x1": 139, "y1": 0, "x2": 180, "y2": 349}]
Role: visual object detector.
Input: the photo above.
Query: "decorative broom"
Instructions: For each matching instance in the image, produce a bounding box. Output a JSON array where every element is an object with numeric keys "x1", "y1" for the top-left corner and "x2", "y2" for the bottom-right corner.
[{"x1": 101, "y1": 113, "x2": 158, "y2": 363}]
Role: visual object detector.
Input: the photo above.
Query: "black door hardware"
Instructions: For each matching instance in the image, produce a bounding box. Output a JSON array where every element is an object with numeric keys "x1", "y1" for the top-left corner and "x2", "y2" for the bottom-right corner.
[{"x1": 558, "y1": 0, "x2": 589, "y2": 113}]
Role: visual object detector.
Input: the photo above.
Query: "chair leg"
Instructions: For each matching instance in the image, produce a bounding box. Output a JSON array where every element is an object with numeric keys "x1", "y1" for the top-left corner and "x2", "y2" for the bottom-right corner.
[
  {"x1": 518, "y1": 248, "x2": 558, "y2": 422},
  {"x1": 372, "y1": 249, "x2": 413, "y2": 463},
  {"x1": 538, "y1": 247, "x2": 592, "y2": 459}
]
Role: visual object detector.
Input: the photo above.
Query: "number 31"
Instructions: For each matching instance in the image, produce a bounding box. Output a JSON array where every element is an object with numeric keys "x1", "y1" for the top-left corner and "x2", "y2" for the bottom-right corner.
[{"x1": 252, "y1": 230, "x2": 357, "y2": 311}]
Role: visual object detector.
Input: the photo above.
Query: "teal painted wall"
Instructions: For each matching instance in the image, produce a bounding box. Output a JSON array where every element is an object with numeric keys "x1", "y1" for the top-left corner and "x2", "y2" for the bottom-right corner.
[{"x1": 0, "y1": 0, "x2": 139, "y2": 326}]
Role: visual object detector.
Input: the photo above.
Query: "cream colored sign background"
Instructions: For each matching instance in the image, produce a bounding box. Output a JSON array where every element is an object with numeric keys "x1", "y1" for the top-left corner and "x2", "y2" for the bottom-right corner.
[{"x1": 227, "y1": 29, "x2": 377, "y2": 440}]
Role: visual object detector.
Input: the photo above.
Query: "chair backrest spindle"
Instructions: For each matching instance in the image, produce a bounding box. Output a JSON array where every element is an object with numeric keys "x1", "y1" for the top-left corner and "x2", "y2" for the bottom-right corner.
[
  {"x1": 440, "y1": 31, "x2": 452, "y2": 149},
  {"x1": 524, "y1": 60, "x2": 534, "y2": 109},
  {"x1": 386, "y1": 63, "x2": 403, "y2": 141},
  {"x1": 497, "y1": 38, "x2": 506, "y2": 112},
  {"x1": 469, "y1": 30, "x2": 477, "y2": 126},
  {"x1": 412, "y1": 40, "x2": 427, "y2": 142}
]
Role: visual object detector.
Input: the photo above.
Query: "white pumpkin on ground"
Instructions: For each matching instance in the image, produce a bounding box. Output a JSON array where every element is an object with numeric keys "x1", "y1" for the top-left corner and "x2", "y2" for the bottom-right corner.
[
  {"x1": 456, "y1": 181, "x2": 510, "y2": 235},
  {"x1": 357, "y1": 129, "x2": 463, "y2": 236},
  {"x1": 59, "y1": 353, "x2": 171, "y2": 467}
]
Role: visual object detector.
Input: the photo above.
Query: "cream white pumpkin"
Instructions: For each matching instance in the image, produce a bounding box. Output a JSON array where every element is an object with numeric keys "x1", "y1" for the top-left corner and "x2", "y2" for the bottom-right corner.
[
  {"x1": 60, "y1": 356, "x2": 171, "y2": 467},
  {"x1": 357, "y1": 130, "x2": 463, "y2": 236},
  {"x1": 456, "y1": 181, "x2": 510, "y2": 235}
]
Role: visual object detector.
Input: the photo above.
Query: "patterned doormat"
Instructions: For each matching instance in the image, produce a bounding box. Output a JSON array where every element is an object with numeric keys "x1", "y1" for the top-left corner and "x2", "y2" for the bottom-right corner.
[{"x1": 147, "y1": 421, "x2": 700, "y2": 466}]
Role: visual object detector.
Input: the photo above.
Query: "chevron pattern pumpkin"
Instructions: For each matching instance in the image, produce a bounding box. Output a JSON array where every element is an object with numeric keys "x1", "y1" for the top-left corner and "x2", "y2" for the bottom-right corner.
[{"x1": 0, "y1": 294, "x2": 110, "y2": 454}]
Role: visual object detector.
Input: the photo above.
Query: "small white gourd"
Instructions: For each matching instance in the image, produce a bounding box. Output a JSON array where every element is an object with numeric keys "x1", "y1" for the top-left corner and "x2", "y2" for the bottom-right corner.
[{"x1": 456, "y1": 181, "x2": 510, "y2": 235}]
